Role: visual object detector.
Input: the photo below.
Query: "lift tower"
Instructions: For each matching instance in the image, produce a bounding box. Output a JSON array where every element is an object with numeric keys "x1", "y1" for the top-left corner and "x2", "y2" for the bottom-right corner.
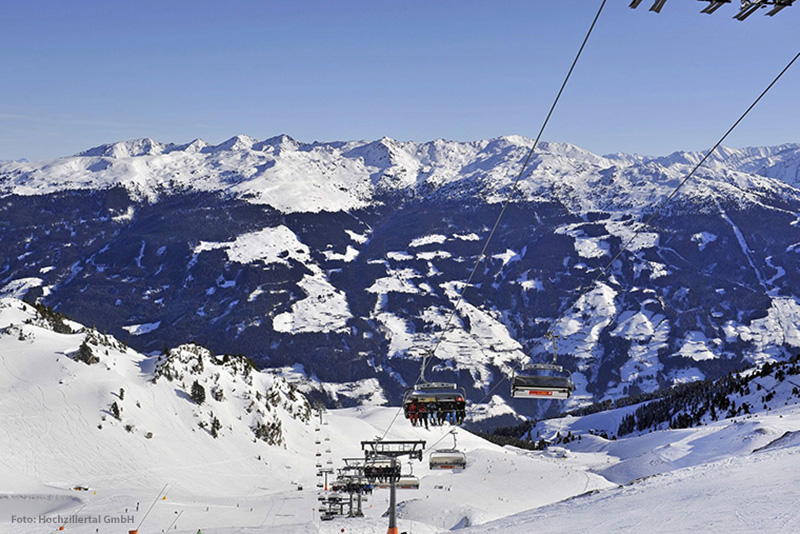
[{"x1": 361, "y1": 440, "x2": 425, "y2": 534}]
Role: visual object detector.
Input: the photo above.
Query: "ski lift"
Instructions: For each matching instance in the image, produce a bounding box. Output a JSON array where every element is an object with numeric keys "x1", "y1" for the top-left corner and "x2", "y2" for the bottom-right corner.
[
  {"x1": 511, "y1": 334, "x2": 575, "y2": 400},
  {"x1": 402, "y1": 352, "x2": 466, "y2": 424},
  {"x1": 325, "y1": 448, "x2": 331, "y2": 453},
  {"x1": 316, "y1": 462, "x2": 322, "y2": 468},
  {"x1": 324, "y1": 436, "x2": 330, "y2": 441},
  {"x1": 429, "y1": 430, "x2": 467, "y2": 469},
  {"x1": 403, "y1": 381, "x2": 466, "y2": 405},
  {"x1": 429, "y1": 449, "x2": 467, "y2": 469},
  {"x1": 315, "y1": 439, "x2": 321, "y2": 445},
  {"x1": 363, "y1": 456, "x2": 400, "y2": 489},
  {"x1": 397, "y1": 460, "x2": 420, "y2": 489},
  {"x1": 315, "y1": 451, "x2": 322, "y2": 457},
  {"x1": 326, "y1": 459, "x2": 333, "y2": 465},
  {"x1": 396, "y1": 475, "x2": 420, "y2": 490},
  {"x1": 511, "y1": 363, "x2": 574, "y2": 399}
]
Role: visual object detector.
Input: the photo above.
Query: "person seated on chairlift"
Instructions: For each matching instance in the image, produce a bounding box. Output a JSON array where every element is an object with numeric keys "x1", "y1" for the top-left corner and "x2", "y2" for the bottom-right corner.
[
  {"x1": 428, "y1": 401, "x2": 439, "y2": 426},
  {"x1": 456, "y1": 401, "x2": 466, "y2": 424},
  {"x1": 437, "y1": 401, "x2": 450, "y2": 425},
  {"x1": 408, "y1": 400, "x2": 418, "y2": 426},
  {"x1": 418, "y1": 403, "x2": 429, "y2": 429}
]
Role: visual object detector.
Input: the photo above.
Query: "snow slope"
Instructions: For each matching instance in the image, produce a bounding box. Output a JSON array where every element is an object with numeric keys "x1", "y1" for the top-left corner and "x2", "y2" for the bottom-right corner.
[
  {"x1": 463, "y1": 439, "x2": 800, "y2": 534},
  {"x1": 463, "y1": 401, "x2": 800, "y2": 534}
]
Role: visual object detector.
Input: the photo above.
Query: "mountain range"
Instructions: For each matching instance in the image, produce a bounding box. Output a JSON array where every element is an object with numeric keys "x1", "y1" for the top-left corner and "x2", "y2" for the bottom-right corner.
[{"x1": 2, "y1": 135, "x2": 800, "y2": 423}]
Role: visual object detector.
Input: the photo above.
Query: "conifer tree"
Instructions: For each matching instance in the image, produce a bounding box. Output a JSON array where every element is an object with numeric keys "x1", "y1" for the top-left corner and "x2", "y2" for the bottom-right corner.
[
  {"x1": 191, "y1": 380, "x2": 206, "y2": 405},
  {"x1": 76, "y1": 340, "x2": 99, "y2": 365}
]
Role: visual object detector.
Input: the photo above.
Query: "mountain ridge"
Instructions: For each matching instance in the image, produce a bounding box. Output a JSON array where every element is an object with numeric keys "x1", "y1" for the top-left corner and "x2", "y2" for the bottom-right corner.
[{"x1": 4, "y1": 136, "x2": 800, "y2": 214}]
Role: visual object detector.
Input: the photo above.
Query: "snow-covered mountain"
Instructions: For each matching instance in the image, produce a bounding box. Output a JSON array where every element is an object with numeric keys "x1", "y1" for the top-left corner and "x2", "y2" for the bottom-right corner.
[
  {"x1": 5, "y1": 136, "x2": 800, "y2": 212},
  {"x1": 2, "y1": 135, "x2": 800, "y2": 423},
  {"x1": 0, "y1": 297, "x2": 312, "y2": 496}
]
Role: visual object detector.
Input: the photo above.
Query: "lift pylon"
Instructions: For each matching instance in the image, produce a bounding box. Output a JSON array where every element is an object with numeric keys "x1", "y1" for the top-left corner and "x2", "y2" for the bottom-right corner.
[{"x1": 362, "y1": 440, "x2": 425, "y2": 534}]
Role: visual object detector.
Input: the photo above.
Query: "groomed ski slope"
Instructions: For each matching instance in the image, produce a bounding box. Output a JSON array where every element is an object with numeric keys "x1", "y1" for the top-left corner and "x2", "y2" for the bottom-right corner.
[
  {"x1": 462, "y1": 439, "x2": 800, "y2": 534},
  {"x1": 2, "y1": 296, "x2": 800, "y2": 533}
]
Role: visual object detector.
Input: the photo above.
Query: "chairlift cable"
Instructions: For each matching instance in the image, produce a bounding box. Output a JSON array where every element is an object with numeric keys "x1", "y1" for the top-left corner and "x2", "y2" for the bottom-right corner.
[
  {"x1": 469, "y1": 45, "x2": 800, "y2": 414},
  {"x1": 405, "y1": 46, "x2": 800, "y2": 450},
  {"x1": 584, "y1": 48, "x2": 800, "y2": 310},
  {"x1": 523, "y1": 46, "x2": 800, "y2": 369},
  {"x1": 379, "y1": 0, "x2": 608, "y2": 442},
  {"x1": 374, "y1": 12, "x2": 799, "y2": 469},
  {"x1": 418, "y1": 0, "x2": 609, "y2": 386}
]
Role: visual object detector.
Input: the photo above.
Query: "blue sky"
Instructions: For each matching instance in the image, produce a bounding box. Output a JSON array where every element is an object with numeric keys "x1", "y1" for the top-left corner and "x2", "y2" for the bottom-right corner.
[{"x1": 1, "y1": 0, "x2": 798, "y2": 161}]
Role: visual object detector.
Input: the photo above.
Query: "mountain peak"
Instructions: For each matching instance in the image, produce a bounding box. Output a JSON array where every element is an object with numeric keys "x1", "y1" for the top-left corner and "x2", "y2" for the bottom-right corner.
[
  {"x1": 254, "y1": 134, "x2": 300, "y2": 153},
  {"x1": 77, "y1": 138, "x2": 165, "y2": 158},
  {"x1": 178, "y1": 138, "x2": 210, "y2": 153},
  {"x1": 212, "y1": 134, "x2": 258, "y2": 152}
]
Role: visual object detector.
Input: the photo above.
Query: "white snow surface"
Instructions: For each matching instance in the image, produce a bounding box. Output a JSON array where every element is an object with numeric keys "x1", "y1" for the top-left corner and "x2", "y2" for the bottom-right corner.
[
  {"x1": 272, "y1": 270, "x2": 352, "y2": 333},
  {"x1": 0, "y1": 278, "x2": 44, "y2": 300},
  {"x1": 195, "y1": 225, "x2": 310, "y2": 266},
  {"x1": 121, "y1": 321, "x2": 161, "y2": 335},
  {"x1": 3, "y1": 296, "x2": 800, "y2": 534},
  {"x1": 193, "y1": 225, "x2": 352, "y2": 333}
]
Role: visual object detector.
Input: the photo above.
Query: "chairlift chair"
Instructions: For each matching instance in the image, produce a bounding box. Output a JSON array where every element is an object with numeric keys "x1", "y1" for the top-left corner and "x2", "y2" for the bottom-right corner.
[
  {"x1": 511, "y1": 363, "x2": 574, "y2": 399},
  {"x1": 401, "y1": 350, "x2": 467, "y2": 424},
  {"x1": 396, "y1": 475, "x2": 420, "y2": 490},
  {"x1": 402, "y1": 382, "x2": 466, "y2": 419},
  {"x1": 429, "y1": 429, "x2": 467, "y2": 469},
  {"x1": 429, "y1": 449, "x2": 467, "y2": 470}
]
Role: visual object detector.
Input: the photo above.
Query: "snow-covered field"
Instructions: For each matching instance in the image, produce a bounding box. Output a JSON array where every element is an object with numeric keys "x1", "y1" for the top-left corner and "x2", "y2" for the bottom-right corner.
[{"x1": 2, "y1": 296, "x2": 800, "y2": 533}]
